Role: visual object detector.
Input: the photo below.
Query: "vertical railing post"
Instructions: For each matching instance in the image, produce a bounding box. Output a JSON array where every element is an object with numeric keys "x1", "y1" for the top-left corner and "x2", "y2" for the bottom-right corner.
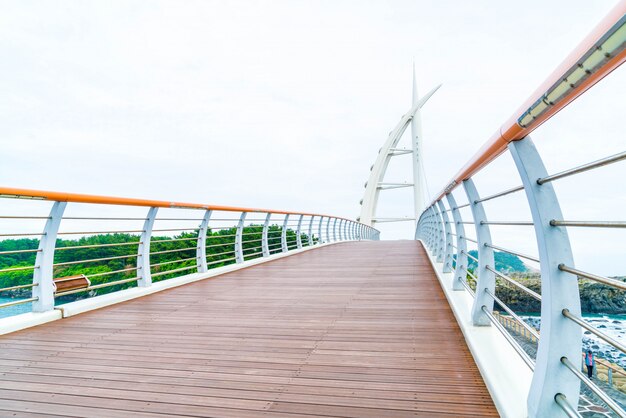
[
  {"x1": 196, "y1": 209, "x2": 212, "y2": 273},
  {"x1": 308, "y1": 216, "x2": 315, "y2": 246},
  {"x1": 137, "y1": 207, "x2": 158, "y2": 287},
  {"x1": 428, "y1": 206, "x2": 438, "y2": 256},
  {"x1": 332, "y1": 218, "x2": 338, "y2": 242},
  {"x1": 326, "y1": 217, "x2": 331, "y2": 243},
  {"x1": 262, "y1": 212, "x2": 271, "y2": 257},
  {"x1": 281, "y1": 214, "x2": 289, "y2": 252},
  {"x1": 463, "y1": 178, "x2": 495, "y2": 326},
  {"x1": 509, "y1": 137, "x2": 581, "y2": 417},
  {"x1": 32, "y1": 201, "x2": 67, "y2": 312},
  {"x1": 420, "y1": 210, "x2": 428, "y2": 245},
  {"x1": 425, "y1": 208, "x2": 433, "y2": 250},
  {"x1": 296, "y1": 214, "x2": 303, "y2": 249},
  {"x1": 235, "y1": 212, "x2": 247, "y2": 263},
  {"x1": 318, "y1": 216, "x2": 324, "y2": 244},
  {"x1": 437, "y1": 200, "x2": 453, "y2": 273},
  {"x1": 337, "y1": 219, "x2": 342, "y2": 241},
  {"x1": 432, "y1": 204, "x2": 446, "y2": 262},
  {"x1": 446, "y1": 193, "x2": 468, "y2": 291}
]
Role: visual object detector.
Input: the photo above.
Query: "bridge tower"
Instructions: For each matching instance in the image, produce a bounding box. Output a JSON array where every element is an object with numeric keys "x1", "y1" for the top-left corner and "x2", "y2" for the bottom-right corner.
[{"x1": 358, "y1": 69, "x2": 440, "y2": 231}]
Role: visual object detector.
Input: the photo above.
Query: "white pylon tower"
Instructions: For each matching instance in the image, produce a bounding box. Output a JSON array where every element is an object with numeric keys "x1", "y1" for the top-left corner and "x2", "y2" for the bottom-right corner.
[{"x1": 358, "y1": 69, "x2": 440, "y2": 231}]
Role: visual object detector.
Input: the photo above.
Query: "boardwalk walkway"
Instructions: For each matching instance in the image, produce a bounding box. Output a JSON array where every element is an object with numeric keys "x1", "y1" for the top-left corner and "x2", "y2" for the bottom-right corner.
[{"x1": 0, "y1": 241, "x2": 497, "y2": 417}]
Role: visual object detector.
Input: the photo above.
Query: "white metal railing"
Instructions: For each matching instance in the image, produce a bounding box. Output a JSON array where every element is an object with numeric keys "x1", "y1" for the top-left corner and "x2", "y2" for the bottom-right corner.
[
  {"x1": 417, "y1": 4, "x2": 625, "y2": 417},
  {"x1": 0, "y1": 188, "x2": 379, "y2": 317}
]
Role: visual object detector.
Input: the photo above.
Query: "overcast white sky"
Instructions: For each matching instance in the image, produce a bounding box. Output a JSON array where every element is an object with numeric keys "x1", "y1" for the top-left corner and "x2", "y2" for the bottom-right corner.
[{"x1": 0, "y1": 1, "x2": 624, "y2": 274}]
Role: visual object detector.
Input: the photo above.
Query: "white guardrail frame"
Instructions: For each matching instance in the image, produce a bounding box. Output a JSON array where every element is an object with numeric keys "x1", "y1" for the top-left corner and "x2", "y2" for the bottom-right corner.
[{"x1": 0, "y1": 195, "x2": 379, "y2": 336}]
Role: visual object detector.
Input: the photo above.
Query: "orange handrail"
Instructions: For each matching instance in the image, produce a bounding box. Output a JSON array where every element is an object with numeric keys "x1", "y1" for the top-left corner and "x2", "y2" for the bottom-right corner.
[
  {"x1": 0, "y1": 186, "x2": 360, "y2": 223},
  {"x1": 434, "y1": 1, "x2": 626, "y2": 201}
]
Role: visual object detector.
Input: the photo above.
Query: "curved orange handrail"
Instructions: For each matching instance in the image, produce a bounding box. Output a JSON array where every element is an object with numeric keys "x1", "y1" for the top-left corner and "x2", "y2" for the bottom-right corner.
[
  {"x1": 0, "y1": 186, "x2": 363, "y2": 224},
  {"x1": 434, "y1": 0, "x2": 626, "y2": 202}
]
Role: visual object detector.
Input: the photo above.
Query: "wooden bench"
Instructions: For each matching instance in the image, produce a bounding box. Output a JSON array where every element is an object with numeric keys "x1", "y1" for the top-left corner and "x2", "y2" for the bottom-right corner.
[{"x1": 53, "y1": 274, "x2": 91, "y2": 293}]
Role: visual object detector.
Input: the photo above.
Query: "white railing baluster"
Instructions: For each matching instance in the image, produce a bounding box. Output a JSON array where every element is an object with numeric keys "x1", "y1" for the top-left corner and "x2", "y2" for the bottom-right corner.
[
  {"x1": 437, "y1": 200, "x2": 453, "y2": 273},
  {"x1": 137, "y1": 207, "x2": 158, "y2": 287},
  {"x1": 262, "y1": 212, "x2": 271, "y2": 257},
  {"x1": 432, "y1": 203, "x2": 445, "y2": 262},
  {"x1": 296, "y1": 214, "x2": 303, "y2": 249},
  {"x1": 308, "y1": 215, "x2": 315, "y2": 246},
  {"x1": 326, "y1": 217, "x2": 331, "y2": 243},
  {"x1": 32, "y1": 201, "x2": 67, "y2": 312},
  {"x1": 281, "y1": 214, "x2": 289, "y2": 252},
  {"x1": 235, "y1": 212, "x2": 247, "y2": 263},
  {"x1": 463, "y1": 179, "x2": 495, "y2": 326},
  {"x1": 446, "y1": 193, "x2": 468, "y2": 291},
  {"x1": 196, "y1": 209, "x2": 212, "y2": 273},
  {"x1": 510, "y1": 136, "x2": 581, "y2": 417}
]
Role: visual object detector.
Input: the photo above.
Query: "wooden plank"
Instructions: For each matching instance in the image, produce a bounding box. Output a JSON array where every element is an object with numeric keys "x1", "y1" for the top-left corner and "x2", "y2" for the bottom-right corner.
[{"x1": 0, "y1": 241, "x2": 497, "y2": 417}]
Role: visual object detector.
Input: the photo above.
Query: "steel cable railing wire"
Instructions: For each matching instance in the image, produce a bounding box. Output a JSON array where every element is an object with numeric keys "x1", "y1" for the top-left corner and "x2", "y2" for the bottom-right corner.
[
  {"x1": 413, "y1": 8, "x2": 625, "y2": 411},
  {"x1": 0, "y1": 189, "x2": 377, "y2": 319}
]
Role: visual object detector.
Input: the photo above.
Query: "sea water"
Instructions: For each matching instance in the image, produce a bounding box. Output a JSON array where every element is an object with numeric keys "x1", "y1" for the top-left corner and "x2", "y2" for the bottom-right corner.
[
  {"x1": 522, "y1": 314, "x2": 626, "y2": 369},
  {"x1": 0, "y1": 296, "x2": 32, "y2": 319}
]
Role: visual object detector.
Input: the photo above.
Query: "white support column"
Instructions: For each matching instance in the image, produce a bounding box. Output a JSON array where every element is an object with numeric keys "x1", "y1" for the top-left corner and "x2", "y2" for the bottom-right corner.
[
  {"x1": 308, "y1": 216, "x2": 315, "y2": 246},
  {"x1": 281, "y1": 214, "x2": 289, "y2": 252},
  {"x1": 509, "y1": 137, "x2": 581, "y2": 418},
  {"x1": 235, "y1": 212, "x2": 247, "y2": 263},
  {"x1": 359, "y1": 84, "x2": 440, "y2": 226},
  {"x1": 463, "y1": 178, "x2": 495, "y2": 326},
  {"x1": 332, "y1": 218, "x2": 338, "y2": 242},
  {"x1": 262, "y1": 212, "x2": 271, "y2": 257},
  {"x1": 137, "y1": 207, "x2": 158, "y2": 287},
  {"x1": 32, "y1": 201, "x2": 67, "y2": 312},
  {"x1": 296, "y1": 214, "x2": 304, "y2": 249},
  {"x1": 437, "y1": 200, "x2": 453, "y2": 273},
  {"x1": 411, "y1": 69, "x2": 427, "y2": 223},
  {"x1": 446, "y1": 193, "x2": 468, "y2": 291},
  {"x1": 196, "y1": 209, "x2": 212, "y2": 273},
  {"x1": 318, "y1": 216, "x2": 324, "y2": 244}
]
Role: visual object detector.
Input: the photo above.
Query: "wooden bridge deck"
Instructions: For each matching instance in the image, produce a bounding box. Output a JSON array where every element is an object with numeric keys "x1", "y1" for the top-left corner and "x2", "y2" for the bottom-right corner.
[{"x1": 0, "y1": 241, "x2": 497, "y2": 417}]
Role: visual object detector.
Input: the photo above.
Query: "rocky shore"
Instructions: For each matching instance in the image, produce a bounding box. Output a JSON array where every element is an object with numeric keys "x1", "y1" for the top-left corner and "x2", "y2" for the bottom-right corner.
[{"x1": 495, "y1": 273, "x2": 626, "y2": 315}]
